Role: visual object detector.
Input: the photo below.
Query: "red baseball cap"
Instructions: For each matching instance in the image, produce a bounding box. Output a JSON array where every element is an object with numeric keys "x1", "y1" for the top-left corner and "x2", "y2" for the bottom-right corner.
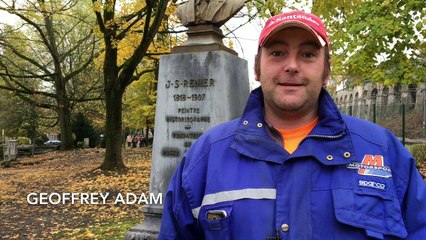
[{"x1": 258, "y1": 11, "x2": 329, "y2": 48}]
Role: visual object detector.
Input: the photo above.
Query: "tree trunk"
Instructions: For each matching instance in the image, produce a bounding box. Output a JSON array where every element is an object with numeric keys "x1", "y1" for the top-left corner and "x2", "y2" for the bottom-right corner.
[
  {"x1": 100, "y1": 84, "x2": 126, "y2": 170},
  {"x1": 56, "y1": 73, "x2": 74, "y2": 150},
  {"x1": 58, "y1": 103, "x2": 74, "y2": 150}
]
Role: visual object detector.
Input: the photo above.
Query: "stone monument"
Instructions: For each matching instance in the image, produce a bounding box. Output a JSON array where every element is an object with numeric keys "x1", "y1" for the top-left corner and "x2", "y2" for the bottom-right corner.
[{"x1": 125, "y1": 1, "x2": 248, "y2": 239}]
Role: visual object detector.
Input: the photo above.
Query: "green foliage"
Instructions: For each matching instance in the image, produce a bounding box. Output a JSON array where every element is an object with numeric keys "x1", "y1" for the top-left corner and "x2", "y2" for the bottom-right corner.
[
  {"x1": 123, "y1": 71, "x2": 157, "y2": 130},
  {"x1": 0, "y1": 89, "x2": 44, "y2": 140},
  {"x1": 313, "y1": 0, "x2": 425, "y2": 86},
  {"x1": 16, "y1": 137, "x2": 31, "y2": 145},
  {"x1": 55, "y1": 218, "x2": 141, "y2": 239},
  {"x1": 76, "y1": 141, "x2": 84, "y2": 148},
  {"x1": 33, "y1": 134, "x2": 49, "y2": 146},
  {"x1": 71, "y1": 113, "x2": 98, "y2": 148},
  {"x1": 246, "y1": 0, "x2": 301, "y2": 18},
  {"x1": 408, "y1": 144, "x2": 426, "y2": 166},
  {"x1": 73, "y1": 100, "x2": 106, "y2": 135}
]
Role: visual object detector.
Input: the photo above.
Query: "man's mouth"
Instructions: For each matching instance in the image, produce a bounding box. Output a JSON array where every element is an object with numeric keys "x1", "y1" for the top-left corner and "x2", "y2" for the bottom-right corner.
[{"x1": 278, "y1": 82, "x2": 303, "y2": 87}]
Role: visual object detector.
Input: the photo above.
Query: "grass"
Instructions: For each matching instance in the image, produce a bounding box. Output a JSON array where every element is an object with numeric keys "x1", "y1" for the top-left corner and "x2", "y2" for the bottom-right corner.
[{"x1": 56, "y1": 217, "x2": 142, "y2": 240}]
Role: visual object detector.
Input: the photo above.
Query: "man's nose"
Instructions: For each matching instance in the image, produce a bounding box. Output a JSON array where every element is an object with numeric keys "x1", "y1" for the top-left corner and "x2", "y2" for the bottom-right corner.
[{"x1": 283, "y1": 54, "x2": 299, "y2": 73}]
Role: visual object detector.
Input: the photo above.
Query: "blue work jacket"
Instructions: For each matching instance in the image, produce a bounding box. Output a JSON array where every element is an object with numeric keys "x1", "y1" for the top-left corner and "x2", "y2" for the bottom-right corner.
[{"x1": 159, "y1": 87, "x2": 426, "y2": 239}]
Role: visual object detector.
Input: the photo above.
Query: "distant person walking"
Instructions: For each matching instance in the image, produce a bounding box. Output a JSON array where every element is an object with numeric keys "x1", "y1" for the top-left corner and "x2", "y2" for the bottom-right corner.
[
  {"x1": 148, "y1": 129, "x2": 153, "y2": 146},
  {"x1": 132, "y1": 135, "x2": 137, "y2": 148},
  {"x1": 126, "y1": 134, "x2": 132, "y2": 148}
]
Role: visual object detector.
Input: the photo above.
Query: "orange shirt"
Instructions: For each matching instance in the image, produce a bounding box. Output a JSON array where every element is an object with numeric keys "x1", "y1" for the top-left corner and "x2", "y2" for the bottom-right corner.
[{"x1": 277, "y1": 117, "x2": 319, "y2": 154}]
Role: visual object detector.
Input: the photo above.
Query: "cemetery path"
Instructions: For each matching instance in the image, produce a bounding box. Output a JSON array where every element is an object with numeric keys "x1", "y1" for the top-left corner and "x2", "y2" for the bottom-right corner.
[{"x1": 0, "y1": 147, "x2": 152, "y2": 239}]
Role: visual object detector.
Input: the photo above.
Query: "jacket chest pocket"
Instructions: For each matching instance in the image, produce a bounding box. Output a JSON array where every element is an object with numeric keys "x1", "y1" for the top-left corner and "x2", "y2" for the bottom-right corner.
[
  {"x1": 332, "y1": 187, "x2": 407, "y2": 239},
  {"x1": 200, "y1": 204, "x2": 233, "y2": 240}
]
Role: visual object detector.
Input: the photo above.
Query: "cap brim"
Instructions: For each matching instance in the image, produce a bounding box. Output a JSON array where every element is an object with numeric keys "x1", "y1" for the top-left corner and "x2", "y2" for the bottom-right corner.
[{"x1": 261, "y1": 21, "x2": 326, "y2": 47}]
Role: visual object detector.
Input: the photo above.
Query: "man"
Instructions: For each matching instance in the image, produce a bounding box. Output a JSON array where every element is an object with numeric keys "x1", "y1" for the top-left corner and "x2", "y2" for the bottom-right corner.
[{"x1": 159, "y1": 10, "x2": 426, "y2": 239}]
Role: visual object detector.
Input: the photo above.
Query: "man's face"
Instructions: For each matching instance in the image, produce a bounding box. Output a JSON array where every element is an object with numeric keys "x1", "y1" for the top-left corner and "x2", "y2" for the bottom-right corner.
[{"x1": 256, "y1": 27, "x2": 329, "y2": 120}]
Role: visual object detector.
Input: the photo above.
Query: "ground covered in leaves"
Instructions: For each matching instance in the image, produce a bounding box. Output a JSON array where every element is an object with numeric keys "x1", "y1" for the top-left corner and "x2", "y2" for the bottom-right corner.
[
  {"x1": 1, "y1": 147, "x2": 425, "y2": 240},
  {"x1": 0, "y1": 147, "x2": 152, "y2": 240}
]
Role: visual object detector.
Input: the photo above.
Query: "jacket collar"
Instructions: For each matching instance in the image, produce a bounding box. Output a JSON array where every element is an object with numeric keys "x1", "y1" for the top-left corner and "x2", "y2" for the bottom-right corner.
[{"x1": 231, "y1": 87, "x2": 355, "y2": 165}]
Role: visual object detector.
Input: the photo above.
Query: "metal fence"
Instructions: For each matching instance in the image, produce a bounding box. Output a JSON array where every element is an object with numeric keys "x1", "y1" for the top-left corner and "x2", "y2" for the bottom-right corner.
[{"x1": 337, "y1": 102, "x2": 426, "y2": 143}]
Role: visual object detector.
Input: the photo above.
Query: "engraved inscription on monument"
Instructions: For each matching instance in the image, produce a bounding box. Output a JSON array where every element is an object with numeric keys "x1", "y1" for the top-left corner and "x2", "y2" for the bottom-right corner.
[{"x1": 161, "y1": 77, "x2": 215, "y2": 157}]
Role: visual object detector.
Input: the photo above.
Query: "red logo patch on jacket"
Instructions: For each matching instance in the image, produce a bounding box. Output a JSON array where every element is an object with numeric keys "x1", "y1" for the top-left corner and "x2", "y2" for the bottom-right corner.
[{"x1": 347, "y1": 155, "x2": 392, "y2": 178}]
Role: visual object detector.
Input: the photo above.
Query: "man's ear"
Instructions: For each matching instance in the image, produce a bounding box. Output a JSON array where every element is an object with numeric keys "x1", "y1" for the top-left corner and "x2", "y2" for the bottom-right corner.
[
  {"x1": 322, "y1": 78, "x2": 329, "y2": 87},
  {"x1": 322, "y1": 59, "x2": 331, "y2": 86},
  {"x1": 254, "y1": 69, "x2": 260, "y2": 82},
  {"x1": 254, "y1": 54, "x2": 260, "y2": 81},
  {"x1": 322, "y1": 73, "x2": 330, "y2": 86}
]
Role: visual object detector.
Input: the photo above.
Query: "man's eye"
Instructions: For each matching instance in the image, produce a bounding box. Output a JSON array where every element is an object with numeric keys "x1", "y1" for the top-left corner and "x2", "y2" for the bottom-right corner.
[
  {"x1": 271, "y1": 51, "x2": 284, "y2": 57},
  {"x1": 302, "y1": 52, "x2": 316, "y2": 58}
]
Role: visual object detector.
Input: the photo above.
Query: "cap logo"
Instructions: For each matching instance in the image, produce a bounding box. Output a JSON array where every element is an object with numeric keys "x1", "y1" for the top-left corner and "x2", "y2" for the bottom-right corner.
[
  {"x1": 266, "y1": 14, "x2": 321, "y2": 28},
  {"x1": 258, "y1": 11, "x2": 329, "y2": 48}
]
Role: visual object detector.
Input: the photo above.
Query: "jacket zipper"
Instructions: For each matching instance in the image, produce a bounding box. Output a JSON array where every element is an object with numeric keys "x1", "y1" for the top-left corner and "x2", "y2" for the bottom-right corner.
[{"x1": 305, "y1": 132, "x2": 345, "y2": 140}]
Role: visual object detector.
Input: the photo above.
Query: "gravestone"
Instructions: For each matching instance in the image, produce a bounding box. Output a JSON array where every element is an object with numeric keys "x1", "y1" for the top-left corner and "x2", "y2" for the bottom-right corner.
[
  {"x1": 84, "y1": 138, "x2": 89, "y2": 148},
  {"x1": 6, "y1": 140, "x2": 17, "y2": 161},
  {"x1": 2, "y1": 140, "x2": 17, "y2": 167}
]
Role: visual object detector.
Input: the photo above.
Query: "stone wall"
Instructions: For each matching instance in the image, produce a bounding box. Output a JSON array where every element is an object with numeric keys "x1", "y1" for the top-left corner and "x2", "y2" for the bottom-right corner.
[{"x1": 334, "y1": 82, "x2": 426, "y2": 121}]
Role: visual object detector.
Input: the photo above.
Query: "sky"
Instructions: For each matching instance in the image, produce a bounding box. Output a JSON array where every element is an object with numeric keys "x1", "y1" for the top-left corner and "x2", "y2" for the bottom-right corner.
[
  {"x1": 225, "y1": 16, "x2": 263, "y2": 89},
  {"x1": 0, "y1": 10, "x2": 17, "y2": 24}
]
